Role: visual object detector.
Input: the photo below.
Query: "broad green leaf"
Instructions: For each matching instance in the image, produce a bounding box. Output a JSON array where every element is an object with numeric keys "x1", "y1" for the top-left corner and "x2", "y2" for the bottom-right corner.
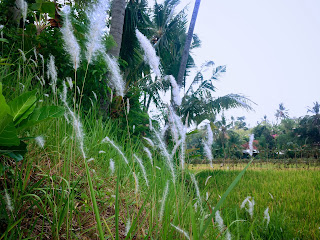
[
  {"x1": 17, "y1": 106, "x2": 65, "y2": 130},
  {"x1": 0, "y1": 114, "x2": 19, "y2": 146},
  {"x1": 0, "y1": 38, "x2": 9, "y2": 43},
  {"x1": 0, "y1": 140, "x2": 27, "y2": 161},
  {"x1": 0, "y1": 83, "x2": 11, "y2": 117},
  {"x1": 8, "y1": 90, "x2": 37, "y2": 125},
  {"x1": 31, "y1": 0, "x2": 55, "y2": 17}
]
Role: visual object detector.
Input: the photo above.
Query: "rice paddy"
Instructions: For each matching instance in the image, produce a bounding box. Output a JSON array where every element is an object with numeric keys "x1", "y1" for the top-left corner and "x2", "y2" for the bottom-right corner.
[{"x1": 191, "y1": 163, "x2": 320, "y2": 239}]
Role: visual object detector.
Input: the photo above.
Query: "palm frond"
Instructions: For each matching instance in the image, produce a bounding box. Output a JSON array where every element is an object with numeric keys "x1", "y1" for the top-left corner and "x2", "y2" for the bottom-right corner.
[{"x1": 210, "y1": 94, "x2": 255, "y2": 113}]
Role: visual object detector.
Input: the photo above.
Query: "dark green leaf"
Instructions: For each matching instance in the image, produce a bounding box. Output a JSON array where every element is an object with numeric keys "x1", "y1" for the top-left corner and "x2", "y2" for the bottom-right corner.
[
  {"x1": 0, "y1": 141, "x2": 27, "y2": 162},
  {"x1": 0, "y1": 114, "x2": 19, "y2": 147},
  {"x1": 8, "y1": 90, "x2": 37, "y2": 125},
  {"x1": 0, "y1": 38, "x2": 9, "y2": 43},
  {"x1": 17, "y1": 106, "x2": 65, "y2": 130}
]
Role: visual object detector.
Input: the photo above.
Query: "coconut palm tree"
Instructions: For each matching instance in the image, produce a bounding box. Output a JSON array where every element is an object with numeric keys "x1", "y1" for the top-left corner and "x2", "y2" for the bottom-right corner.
[
  {"x1": 275, "y1": 103, "x2": 289, "y2": 121},
  {"x1": 179, "y1": 62, "x2": 255, "y2": 126},
  {"x1": 109, "y1": 0, "x2": 127, "y2": 57},
  {"x1": 307, "y1": 101, "x2": 320, "y2": 115},
  {"x1": 177, "y1": 0, "x2": 201, "y2": 87}
]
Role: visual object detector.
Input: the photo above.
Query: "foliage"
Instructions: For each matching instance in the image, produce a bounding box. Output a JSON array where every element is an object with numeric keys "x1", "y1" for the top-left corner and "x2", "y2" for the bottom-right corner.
[
  {"x1": 180, "y1": 63, "x2": 254, "y2": 125},
  {"x1": 0, "y1": 83, "x2": 64, "y2": 161}
]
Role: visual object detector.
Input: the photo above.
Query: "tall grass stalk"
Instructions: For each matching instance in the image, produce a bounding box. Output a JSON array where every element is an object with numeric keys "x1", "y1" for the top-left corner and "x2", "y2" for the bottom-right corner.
[
  {"x1": 134, "y1": 154, "x2": 149, "y2": 187},
  {"x1": 61, "y1": 82, "x2": 104, "y2": 239}
]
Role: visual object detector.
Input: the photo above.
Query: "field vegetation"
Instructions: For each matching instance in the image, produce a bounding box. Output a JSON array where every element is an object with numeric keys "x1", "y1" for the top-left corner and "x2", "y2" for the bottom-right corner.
[{"x1": 0, "y1": 0, "x2": 319, "y2": 239}]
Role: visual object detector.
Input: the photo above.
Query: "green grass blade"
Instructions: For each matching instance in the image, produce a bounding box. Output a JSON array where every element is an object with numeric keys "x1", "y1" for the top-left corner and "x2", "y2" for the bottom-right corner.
[
  {"x1": 199, "y1": 159, "x2": 253, "y2": 238},
  {"x1": 84, "y1": 160, "x2": 104, "y2": 240},
  {"x1": 115, "y1": 169, "x2": 120, "y2": 240}
]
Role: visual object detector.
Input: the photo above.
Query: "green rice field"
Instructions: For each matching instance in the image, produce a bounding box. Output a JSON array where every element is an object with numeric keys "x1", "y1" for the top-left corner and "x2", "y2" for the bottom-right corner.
[{"x1": 190, "y1": 164, "x2": 320, "y2": 239}]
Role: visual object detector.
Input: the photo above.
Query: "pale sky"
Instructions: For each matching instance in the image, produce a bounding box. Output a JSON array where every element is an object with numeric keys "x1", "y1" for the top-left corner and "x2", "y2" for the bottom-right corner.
[{"x1": 177, "y1": 0, "x2": 320, "y2": 127}]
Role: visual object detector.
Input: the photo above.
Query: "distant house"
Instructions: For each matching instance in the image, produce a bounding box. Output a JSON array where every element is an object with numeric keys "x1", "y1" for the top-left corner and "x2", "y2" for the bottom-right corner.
[{"x1": 242, "y1": 140, "x2": 259, "y2": 158}]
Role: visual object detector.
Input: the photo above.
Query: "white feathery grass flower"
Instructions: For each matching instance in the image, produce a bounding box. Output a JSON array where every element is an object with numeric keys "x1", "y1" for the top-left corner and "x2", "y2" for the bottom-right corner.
[
  {"x1": 48, "y1": 55, "x2": 57, "y2": 94},
  {"x1": 214, "y1": 209, "x2": 232, "y2": 240},
  {"x1": 61, "y1": 81, "x2": 68, "y2": 103},
  {"x1": 166, "y1": 75, "x2": 181, "y2": 106},
  {"x1": 36, "y1": 76, "x2": 43, "y2": 86},
  {"x1": 170, "y1": 224, "x2": 190, "y2": 240},
  {"x1": 61, "y1": 5, "x2": 81, "y2": 70},
  {"x1": 60, "y1": 86, "x2": 86, "y2": 159},
  {"x1": 30, "y1": 59, "x2": 37, "y2": 67},
  {"x1": 35, "y1": 136, "x2": 45, "y2": 148},
  {"x1": 133, "y1": 172, "x2": 139, "y2": 194},
  {"x1": 92, "y1": 91, "x2": 97, "y2": 101},
  {"x1": 127, "y1": 98, "x2": 130, "y2": 114},
  {"x1": 66, "y1": 77, "x2": 73, "y2": 90},
  {"x1": 149, "y1": 118, "x2": 153, "y2": 131},
  {"x1": 38, "y1": 53, "x2": 45, "y2": 77},
  {"x1": 18, "y1": 49, "x2": 26, "y2": 62},
  {"x1": 168, "y1": 107, "x2": 187, "y2": 169},
  {"x1": 215, "y1": 210, "x2": 225, "y2": 233},
  {"x1": 135, "y1": 29, "x2": 161, "y2": 77},
  {"x1": 143, "y1": 137, "x2": 154, "y2": 148},
  {"x1": 143, "y1": 147, "x2": 153, "y2": 166},
  {"x1": 64, "y1": 112, "x2": 71, "y2": 124},
  {"x1": 16, "y1": 0, "x2": 28, "y2": 22},
  {"x1": 225, "y1": 230, "x2": 232, "y2": 240},
  {"x1": 87, "y1": 158, "x2": 94, "y2": 162},
  {"x1": 99, "y1": 150, "x2": 106, "y2": 154},
  {"x1": 206, "y1": 192, "x2": 209, "y2": 201},
  {"x1": 134, "y1": 154, "x2": 149, "y2": 187},
  {"x1": 155, "y1": 166, "x2": 161, "y2": 170},
  {"x1": 4, "y1": 189, "x2": 13, "y2": 212},
  {"x1": 264, "y1": 207, "x2": 270, "y2": 226},
  {"x1": 249, "y1": 134, "x2": 254, "y2": 157},
  {"x1": 207, "y1": 124, "x2": 213, "y2": 145},
  {"x1": 76, "y1": 85, "x2": 80, "y2": 95},
  {"x1": 85, "y1": 0, "x2": 110, "y2": 63},
  {"x1": 170, "y1": 140, "x2": 182, "y2": 158},
  {"x1": 103, "y1": 53, "x2": 125, "y2": 97},
  {"x1": 33, "y1": 47, "x2": 37, "y2": 61},
  {"x1": 159, "y1": 180, "x2": 169, "y2": 221},
  {"x1": 203, "y1": 124, "x2": 214, "y2": 167},
  {"x1": 205, "y1": 176, "x2": 212, "y2": 186},
  {"x1": 154, "y1": 130, "x2": 175, "y2": 184},
  {"x1": 110, "y1": 158, "x2": 115, "y2": 175},
  {"x1": 269, "y1": 192, "x2": 274, "y2": 199},
  {"x1": 240, "y1": 196, "x2": 255, "y2": 218},
  {"x1": 203, "y1": 142, "x2": 213, "y2": 168},
  {"x1": 161, "y1": 125, "x2": 168, "y2": 138},
  {"x1": 19, "y1": 83, "x2": 25, "y2": 92},
  {"x1": 190, "y1": 173, "x2": 203, "y2": 212},
  {"x1": 102, "y1": 136, "x2": 128, "y2": 164},
  {"x1": 89, "y1": 97, "x2": 94, "y2": 107},
  {"x1": 125, "y1": 218, "x2": 131, "y2": 236}
]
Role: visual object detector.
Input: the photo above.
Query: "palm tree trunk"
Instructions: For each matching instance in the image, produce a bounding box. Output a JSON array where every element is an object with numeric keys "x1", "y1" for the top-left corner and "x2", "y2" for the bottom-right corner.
[
  {"x1": 109, "y1": 0, "x2": 127, "y2": 58},
  {"x1": 176, "y1": 0, "x2": 201, "y2": 87}
]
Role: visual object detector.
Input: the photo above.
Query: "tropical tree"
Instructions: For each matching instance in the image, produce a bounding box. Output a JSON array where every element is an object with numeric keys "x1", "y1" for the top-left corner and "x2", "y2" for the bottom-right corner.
[
  {"x1": 307, "y1": 101, "x2": 320, "y2": 115},
  {"x1": 179, "y1": 62, "x2": 254, "y2": 126},
  {"x1": 275, "y1": 103, "x2": 289, "y2": 121},
  {"x1": 234, "y1": 116, "x2": 248, "y2": 130},
  {"x1": 177, "y1": 0, "x2": 201, "y2": 87},
  {"x1": 109, "y1": 0, "x2": 127, "y2": 57}
]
